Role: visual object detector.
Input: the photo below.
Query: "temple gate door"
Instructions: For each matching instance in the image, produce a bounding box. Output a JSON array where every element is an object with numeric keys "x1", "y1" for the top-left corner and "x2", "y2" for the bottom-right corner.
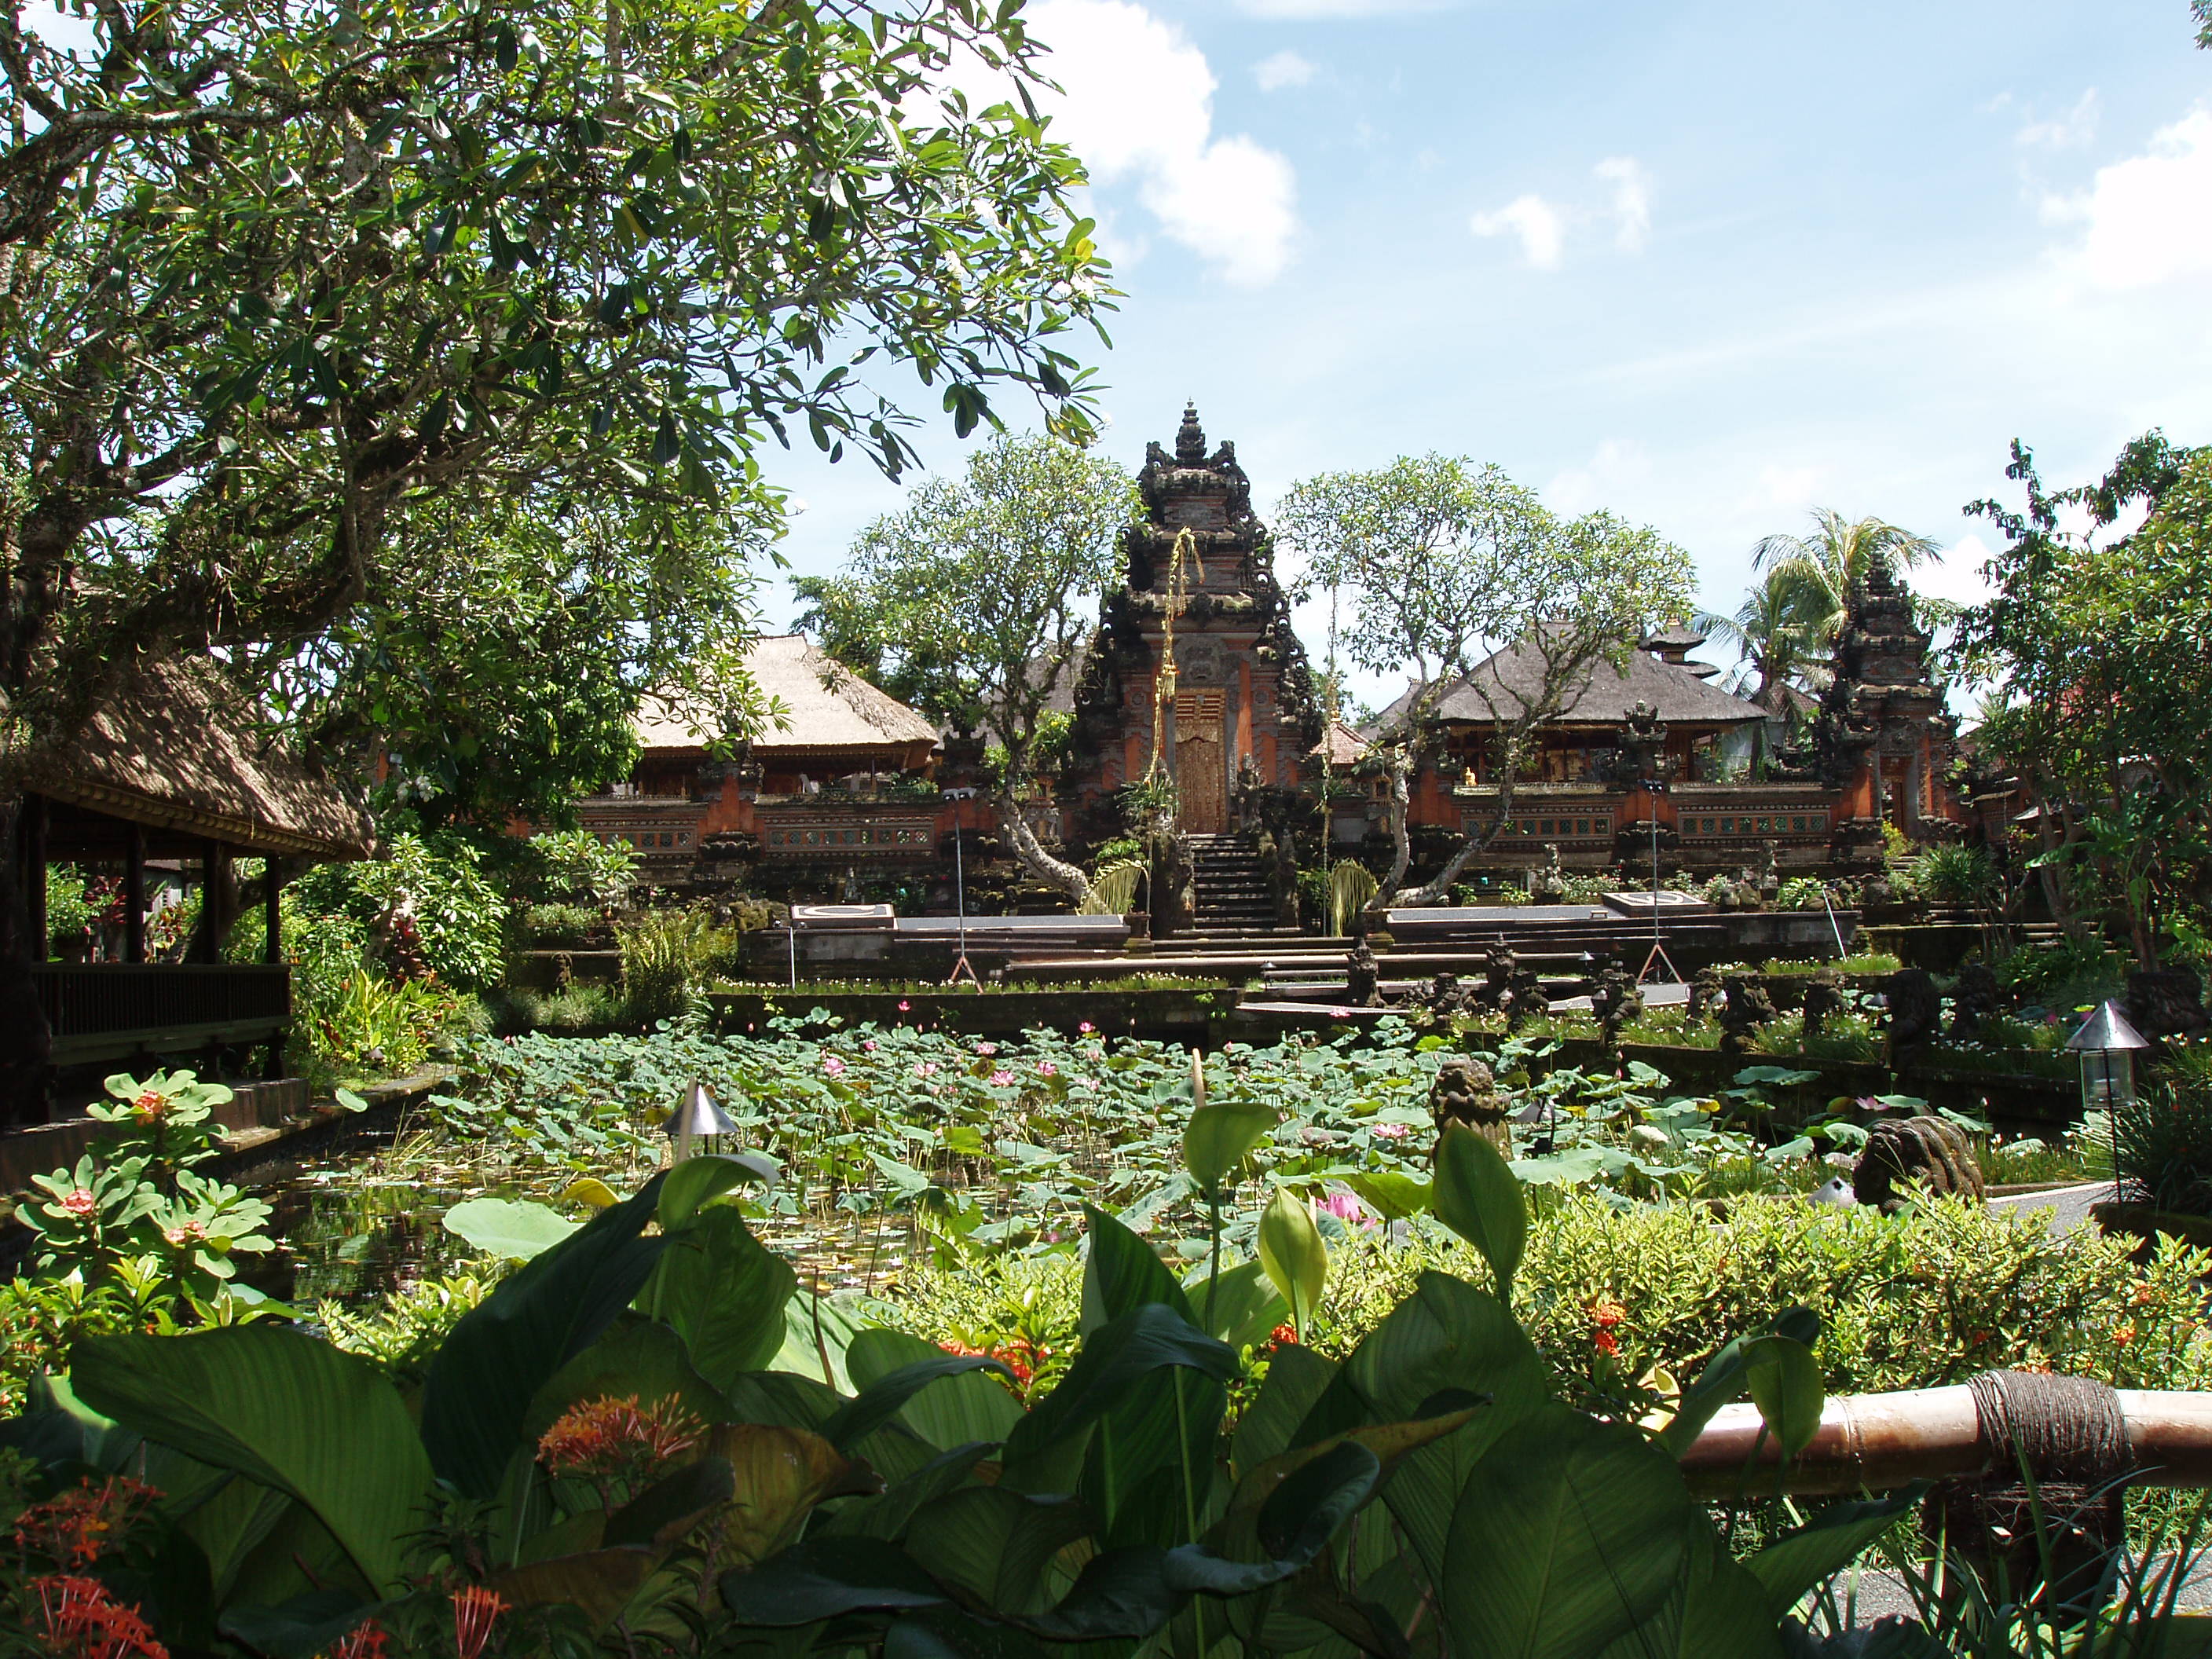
[{"x1": 1174, "y1": 690, "x2": 1228, "y2": 834}]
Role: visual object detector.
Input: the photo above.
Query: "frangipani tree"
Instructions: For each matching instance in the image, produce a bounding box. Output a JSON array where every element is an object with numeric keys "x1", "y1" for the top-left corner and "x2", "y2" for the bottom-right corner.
[
  {"x1": 1276, "y1": 456, "x2": 1692, "y2": 911},
  {"x1": 795, "y1": 433, "x2": 1140, "y2": 906}
]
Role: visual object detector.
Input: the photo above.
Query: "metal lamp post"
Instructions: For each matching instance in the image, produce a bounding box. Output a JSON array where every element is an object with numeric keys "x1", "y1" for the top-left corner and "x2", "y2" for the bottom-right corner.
[
  {"x1": 663, "y1": 1080, "x2": 738, "y2": 1164},
  {"x1": 2065, "y1": 1000, "x2": 2152, "y2": 1204},
  {"x1": 942, "y1": 787, "x2": 979, "y2": 987}
]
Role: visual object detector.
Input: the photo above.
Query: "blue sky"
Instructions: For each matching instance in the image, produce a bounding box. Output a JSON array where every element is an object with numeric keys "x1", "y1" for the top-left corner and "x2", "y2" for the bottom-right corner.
[{"x1": 762, "y1": 0, "x2": 2212, "y2": 706}]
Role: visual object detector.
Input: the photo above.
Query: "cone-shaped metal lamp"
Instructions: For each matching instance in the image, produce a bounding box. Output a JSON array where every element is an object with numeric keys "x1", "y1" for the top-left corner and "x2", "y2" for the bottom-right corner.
[
  {"x1": 2067, "y1": 999, "x2": 2152, "y2": 1203},
  {"x1": 664, "y1": 1080, "x2": 738, "y2": 1163}
]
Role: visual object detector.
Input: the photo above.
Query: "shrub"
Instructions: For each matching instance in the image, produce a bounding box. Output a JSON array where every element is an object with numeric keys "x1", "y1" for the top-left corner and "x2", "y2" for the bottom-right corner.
[
  {"x1": 1914, "y1": 842, "x2": 2000, "y2": 907},
  {"x1": 617, "y1": 906, "x2": 727, "y2": 1024},
  {"x1": 2115, "y1": 1046, "x2": 2212, "y2": 1217},
  {"x1": 1995, "y1": 935, "x2": 2126, "y2": 1008},
  {"x1": 887, "y1": 1195, "x2": 2212, "y2": 1411},
  {"x1": 522, "y1": 901, "x2": 602, "y2": 947},
  {"x1": 522, "y1": 828, "x2": 636, "y2": 907},
  {"x1": 291, "y1": 832, "x2": 509, "y2": 990}
]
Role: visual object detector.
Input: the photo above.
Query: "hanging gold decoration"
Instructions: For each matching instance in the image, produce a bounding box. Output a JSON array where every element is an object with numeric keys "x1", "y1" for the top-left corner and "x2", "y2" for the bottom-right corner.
[{"x1": 1145, "y1": 526, "x2": 1206, "y2": 782}]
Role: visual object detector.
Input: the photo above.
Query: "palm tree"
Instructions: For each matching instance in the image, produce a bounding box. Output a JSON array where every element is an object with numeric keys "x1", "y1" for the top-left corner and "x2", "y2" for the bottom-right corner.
[
  {"x1": 1696, "y1": 566, "x2": 1826, "y2": 711},
  {"x1": 1752, "y1": 508, "x2": 1944, "y2": 650}
]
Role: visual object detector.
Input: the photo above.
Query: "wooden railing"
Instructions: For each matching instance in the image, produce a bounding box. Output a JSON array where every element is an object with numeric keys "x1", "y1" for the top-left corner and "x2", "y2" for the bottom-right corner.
[{"x1": 31, "y1": 964, "x2": 290, "y2": 1068}]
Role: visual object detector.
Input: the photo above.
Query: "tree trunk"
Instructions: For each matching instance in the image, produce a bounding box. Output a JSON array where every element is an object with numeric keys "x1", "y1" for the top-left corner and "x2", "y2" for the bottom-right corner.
[
  {"x1": 2029, "y1": 782, "x2": 2092, "y2": 946},
  {"x1": 995, "y1": 786, "x2": 1092, "y2": 908},
  {"x1": 0, "y1": 789, "x2": 53, "y2": 1126},
  {"x1": 1395, "y1": 769, "x2": 1519, "y2": 907}
]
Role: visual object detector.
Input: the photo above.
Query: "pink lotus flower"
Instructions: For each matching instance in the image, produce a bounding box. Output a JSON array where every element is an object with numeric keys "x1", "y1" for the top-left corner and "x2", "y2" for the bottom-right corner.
[
  {"x1": 1320, "y1": 1191, "x2": 1372, "y2": 1227},
  {"x1": 899, "y1": 1000, "x2": 911, "y2": 1012},
  {"x1": 976, "y1": 1042, "x2": 998, "y2": 1057},
  {"x1": 989, "y1": 1069, "x2": 1015, "y2": 1088},
  {"x1": 1371, "y1": 1122, "x2": 1410, "y2": 1141},
  {"x1": 915, "y1": 1061, "x2": 939, "y2": 1078},
  {"x1": 1037, "y1": 1060, "x2": 1057, "y2": 1076},
  {"x1": 822, "y1": 1055, "x2": 846, "y2": 1077},
  {"x1": 60, "y1": 1190, "x2": 96, "y2": 1218},
  {"x1": 861, "y1": 1039, "x2": 877, "y2": 1052},
  {"x1": 1079, "y1": 1021, "x2": 1095, "y2": 1035}
]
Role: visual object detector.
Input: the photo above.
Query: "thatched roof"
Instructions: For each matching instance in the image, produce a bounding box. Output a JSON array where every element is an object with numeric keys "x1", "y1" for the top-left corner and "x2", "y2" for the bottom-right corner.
[
  {"x1": 23, "y1": 657, "x2": 372, "y2": 860},
  {"x1": 1314, "y1": 720, "x2": 1368, "y2": 767},
  {"x1": 1377, "y1": 641, "x2": 1767, "y2": 733},
  {"x1": 636, "y1": 635, "x2": 939, "y2": 756}
]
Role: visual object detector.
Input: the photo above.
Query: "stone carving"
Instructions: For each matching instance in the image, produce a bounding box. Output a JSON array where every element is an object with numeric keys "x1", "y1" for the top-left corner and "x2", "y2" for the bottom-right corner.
[
  {"x1": 1500, "y1": 961, "x2": 1547, "y2": 1032},
  {"x1": 1718, "y1": 974, "x2": 1778, "y2": 1061},
  {"x1": 1529, "y1": 843, "x2": 1567, "y2": 903},
  {"x1": 1346, "y1": 941, "x2": 1381, "y2": 1008},
  {"x1": 1603, "y1": 700, "x2": 1669, "y2": 788},
  {"x1": 1811, "y1": 551, "x2": 1957, "y2": 826},
  {"x1": 1758, "y1": 842, "x2": 1782, "y2": 903},
  {"x1": 1884, "y1": 968, "x2": 1943, "y2": 1064},
  {"x1": 1948, "y1": 961, "x2": 2000, "y2": 1041},
  {"x1": 1478, "y1": 939, "x2": 1517, "y2": 1013},
  {"x1": 1800, "y1": 965, "x2": 1846, "y2": 1042},
  {"x1": 1591, "y1": 964, "x2": 1645, "y2": 1058},
  {"x1": 2126, "y1": 968, "x2": 2210, "y2": 1042},
  {"x1": 1852, "y1": 1115, "x2": 1985, "y2": 1214},
  {"x1": 1430, "y1": 1057, "x2": 1509, "y2": 1155},
  {"x1": 1686, "y1": 965, "x2": 1724, "y2": 1024},
  {"x1": 1423, "y1": 972, "x2": 1477, "y2": 1022}
]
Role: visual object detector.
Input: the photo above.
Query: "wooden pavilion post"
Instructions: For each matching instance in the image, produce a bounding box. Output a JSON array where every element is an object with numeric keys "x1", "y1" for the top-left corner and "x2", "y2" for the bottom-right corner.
[
  {"x1": 263, "y1": 858, "x2": 282, "y2": 965},
  {"x1": 23, "y1": 793, "x2": 47, "y2": 962},
  {"x1": 124, "y1": 820, "x2": 147, "y2": 964}
]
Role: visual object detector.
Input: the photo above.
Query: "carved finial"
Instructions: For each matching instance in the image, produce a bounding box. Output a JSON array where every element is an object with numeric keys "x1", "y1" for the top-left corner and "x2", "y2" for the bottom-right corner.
[{"x1": 1175, "y1": 402, "x2": 1207, "y2": 464}]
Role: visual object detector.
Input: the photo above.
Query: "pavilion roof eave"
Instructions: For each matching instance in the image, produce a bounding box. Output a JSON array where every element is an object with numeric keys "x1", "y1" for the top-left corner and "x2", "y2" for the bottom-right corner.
[{"x1": 28, "y1": 771, "x2": 371, "y2": 860}]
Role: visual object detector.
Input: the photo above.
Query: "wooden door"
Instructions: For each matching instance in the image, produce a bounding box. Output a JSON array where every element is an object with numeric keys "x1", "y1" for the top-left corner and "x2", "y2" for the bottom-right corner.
[{"x1": 1175, "y1": 690, "x2": 1227, "y2": 833}]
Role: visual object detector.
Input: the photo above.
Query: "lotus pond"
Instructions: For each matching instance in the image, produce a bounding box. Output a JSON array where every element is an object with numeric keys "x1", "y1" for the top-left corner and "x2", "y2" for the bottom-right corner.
[{"x1": 264, "y1": 1016, "x2": 2089, "y2": 1307}]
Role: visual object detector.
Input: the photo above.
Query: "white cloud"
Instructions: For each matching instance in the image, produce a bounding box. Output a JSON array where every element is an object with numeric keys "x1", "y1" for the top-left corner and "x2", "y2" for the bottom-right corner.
[
  {"x1": 1253, "y1": 49, "x2": 1316, "y2": 92},
  {"x1": 2043, "y1": 106, "x2": 2212, "y2": 291},
  {"x1": 1024, "y1": 0, "x2": 1298, "y2": 287},
  {"x1": 1751, "y1": 462, "x2": 1828, "y2": 513},
  {"x1": 2016, "y1": 89, "x2": 2100, "y2": 150},
  {"x1": 1593, "y1": 156, "x2": 1652, "y2": 252},
  {"x1": 1470, "y1": 193, "x2": 1567, "y2": 269},
  {"x1": 1545, "y1": 439, "x2": 1654, "y2": 514},
  {"x1": 1470, "y1": 157, "x2": 1652, "y2": 269}
]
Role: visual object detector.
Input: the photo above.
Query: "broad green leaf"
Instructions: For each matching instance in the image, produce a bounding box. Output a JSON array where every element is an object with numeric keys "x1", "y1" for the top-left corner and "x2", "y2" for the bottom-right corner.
[
  {"x1": 657, "y1": 1150, "x2": 777, "y2": 1229},
  {"x1": 1080, "y1": 1203, "x2": 1193, "y2": 1335},
  {"x1": 825, "y1": 1339, "x2": 1020, "y2": 1452},
  {"x1": 1741, "y1": 1491, "x2": 1920, "y2": 1617},
  {"x1": 1597, "y1": 1519, "x2": 1785, "y2": 1659},
  {"x1": 720, "y1": 1536, "x2": 949, "y2": 1624},
  {"x1": 1345, "y1": 1170, "x2": 1431, "y2": 1220},
  {"x1": 638, "y1": 1205, "x2": 797, "y2": 1390},
  {"x1": 1432, "y1": 1121, "x2": 1526, "y2": 1302},
  {"x1": 72, "y1": 1328, "x2": 431, "y2": 1595},
  {"x1": 1230, "y1": 1342, "x2": 1338, "y2": 1478},
  {"x1": 1443, "y1": 1405, "x2": 1697, "y2": 1659},
  {"x1": 442, "y1": 1196, "x2": 580, "y2": 1261},
  {"x1": 1255, "y1": 1187, "x2": 1327, "y2": 1336},
  {"x1": 488, "y1": 1546, "x2": 660, "y2": 1630},
  {"x1": 1179, "y1": 1257, "x2": 1288, "y2": 1352},
  {"x1": 1659, "y1": 1308, "x2": 1821, "y2": 1459},
  {"x1": 1182, "y1": 1099, "x2": 1276, "y2": 1192},
  {"x1": 423, "y1": 1174, "x2": 669, "y2": 1499},
  {"x1": 1744, "y1": 1335, "x2": 1824, "y2": 1463},
  {"x1": 522, "y1": 1320, "x2": 730, "y2": 1445}
]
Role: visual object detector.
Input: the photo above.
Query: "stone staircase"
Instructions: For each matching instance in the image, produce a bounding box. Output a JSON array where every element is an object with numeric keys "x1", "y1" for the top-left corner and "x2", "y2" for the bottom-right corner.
[{"x1": 1186, "y1": 833, "x2": 1281, "y2": 936}]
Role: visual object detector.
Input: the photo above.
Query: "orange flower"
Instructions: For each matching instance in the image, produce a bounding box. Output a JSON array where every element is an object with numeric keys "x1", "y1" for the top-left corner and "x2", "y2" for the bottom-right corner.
[
  {"x1": 30, "y1": 1574, "x2": 167, "y2": 1658},
  {"x1": 16, "y1": 1476, "x2": 161, "y2": 1566},
  {"x1": 1269, "y1": 1323, "x2": 1300, "y2": 1348},
  {"x1": 2113, "y1": 1322, "x2": 2137, "y2": 1348},
  {"x1": 450, "y1": 1585, "x2": 507, "y2": 1659},
  {"x1": 324, "y1": 1622, "x2": 389, "y2": 1659},
  {"x1": 1593, "y1": 1328, "x2": 1621, "y2": 1358},
  {"x1": 1588, "y1": 1298, "x2": 1627, "y2": 1330},
  {"x1": 537, "y1": 1395, "x2": 702, "y2": 1485}
]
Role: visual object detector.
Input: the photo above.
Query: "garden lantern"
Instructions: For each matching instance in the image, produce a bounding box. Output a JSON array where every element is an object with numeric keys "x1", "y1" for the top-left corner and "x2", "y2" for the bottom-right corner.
[
  {"x1": 664, "y1": 1080, "x2": 737, "y2": 1163},
  {"x1": 2065, "y1": 1000, "x2": 2151, "y2": 1203}
]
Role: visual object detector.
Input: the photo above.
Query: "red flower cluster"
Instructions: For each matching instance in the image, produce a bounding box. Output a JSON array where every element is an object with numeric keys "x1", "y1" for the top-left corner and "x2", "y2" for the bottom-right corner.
[
  {"x1": 324, "y1": 1621, "x2": 389, "y2": 1659},
  {"x1": 130, "y1": 1090, "x2": 168, "y2": 1123},
  {"x1": 536, "y1": 1394, "x2": 703, "y2": 1484},
  {"x1": 451, "y1": 1585, "x2": 508, "y2": 1659},
  {"x1": 1588, "y1": 1298, "x2": 1628, "y2": 1359},
  {"x1": 938, "y1": 1338, "x2": 1043, "y2": 1386},
  {"x1": 30, "y1": 1574, "x2": 167, "y2": 1659},
  {"x1": 16, "y1": 1476, "x2": 161, "y2": 1567},
  {"x1": 1269, "y1": 1324, "x2": 1300, "y2": 1348}
]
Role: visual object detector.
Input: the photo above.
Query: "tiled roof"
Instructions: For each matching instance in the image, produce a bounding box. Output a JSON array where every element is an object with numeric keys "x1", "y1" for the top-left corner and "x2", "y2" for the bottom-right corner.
[{"x1": 635, "y1": 635, "x2": 939, "y2": 754}]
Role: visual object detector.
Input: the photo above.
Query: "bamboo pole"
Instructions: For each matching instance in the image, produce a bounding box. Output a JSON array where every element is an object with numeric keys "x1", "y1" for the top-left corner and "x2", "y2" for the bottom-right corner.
[{"x1": 1680, "y1": 1386, "x2": 2212, "y2": 1496}]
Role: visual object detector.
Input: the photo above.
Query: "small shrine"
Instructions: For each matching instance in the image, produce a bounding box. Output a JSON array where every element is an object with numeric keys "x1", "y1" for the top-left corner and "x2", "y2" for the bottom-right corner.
[
  {"x1": 1062, "y1": 405, "x2": 1324, "y2": 841},
  {"x1": 1811, "y1": 553, "x2": 1961, "y2": 862}
]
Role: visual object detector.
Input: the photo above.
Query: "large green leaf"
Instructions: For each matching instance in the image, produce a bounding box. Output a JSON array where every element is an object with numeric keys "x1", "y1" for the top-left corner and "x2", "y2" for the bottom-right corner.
[
  {"x1": 72, "y1": 1328, "x2": 431, "y2": 1595},
  {"x1": 903, "y1": 1483, "x2": 1099, "y2": 1617},
  {"x1": 1080, "y1": 1204, "x2": 1194, "y2": 1334},
  {"x1": 1742, "y1": 1492, "x2": 1920, "y2": 1619},
  {"x1": 1256, "y1": 1187, "x2": 1328, "y2": 1336},
  {"x1": 836, "y1": 1329, "x2": 1023, "y2": 1452},
  {"x1": 1229, "y1": 1343, "x2": 1337, "y2": 1478},
  {"x1": 1179, "y1": 1258, "x2": 1288, "y2": 1353},
  {"x1": 1004, "y1": 1302, "x2": 1235, "y2": 1476},
  {"x1": 522, "y1": 1320, "x2": 731, "y2": 1445},
  {"x1": 422, "y1": 1173, "x2": 670, "y2": 1499},
  {"x1": 1744, "y1": 1335, "x2": 1825, "y2": 1463},
  {"x1": 657, "y1": 1150, "x2": 778, "y2": 1229},
  {"x1": 636, "y1": 1204, "x2": 797, "y2": 1390},
  {"x1": 1183, "y1": 1098, "x2": 1276, "y2": 1192},
  {"x1": 1442, "y1": 1405, "x2": 1699, "y2": 1659},
  {"x1": 1597, "y1": 1520, "x2": 1785, "y2": 1659},
  {"x1": 1659, "y1": 1307, "x2": 1821, "y2": 1459},
  {"x1": 720, "y1": 1536, "x2": 950, "y2": 1624},
  {"x1": 441, "y1": 1196, "x2": 579, "y2": 1261},
  {"x1": 1300, "y1": 1270, "x2": 1550, "y2": 1588},
  {"x1": 1432, "y1": 1122, "x2": 1526, "y2": 1302}
]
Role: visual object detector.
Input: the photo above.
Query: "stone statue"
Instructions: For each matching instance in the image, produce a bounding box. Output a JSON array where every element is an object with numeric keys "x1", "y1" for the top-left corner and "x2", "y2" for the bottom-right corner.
[
  {"x1": 1884, "y1": 968, "x2": 1943, "y2": 1064},
  {"x1": 1430, "y1": 1057, "x2": 1510, "y2": 1156},
  {"x1": 1718, "y1": 974, "x2": 1778, "y2": 1061},
  {"x1": 1501, "y1": 961, "x2": 1547, "y2": 1032},
  {"x1": 1603, "y1": 700, "x2": 1670, "y2": 789},
  {"x1": 1346, "y1": 941, "x2": 1381, "y2": 1008},
  {"x1": 1529, "y1": 843, "x2": 1568, "y2": 903},
  {"x1": 1423, "y1": 972, "x2": 1477, "y2": 1022},
  {"x1": 1801, "y1": 965, "x2": 1846, "y2": 1043},
  {"x1": 1686, "y1": 965, "x2": 1724, "y2": 1024},
  {"x1": 1948, "y1": 961, "x2": 2000, "y2": 1041},
  {"x1": 1852, "y1": 1115, "x2": 1985, "y2": 1214},
  {"x1": 1591, "y1": 963, "x2": 1645, "y2": 1059},
  {"x1": 1758, "y1": 842, "x2": 1782, "y2": 904},
  {"x1": 1478, "y1": 938, "x2": 1516, "y2": 1010}
]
